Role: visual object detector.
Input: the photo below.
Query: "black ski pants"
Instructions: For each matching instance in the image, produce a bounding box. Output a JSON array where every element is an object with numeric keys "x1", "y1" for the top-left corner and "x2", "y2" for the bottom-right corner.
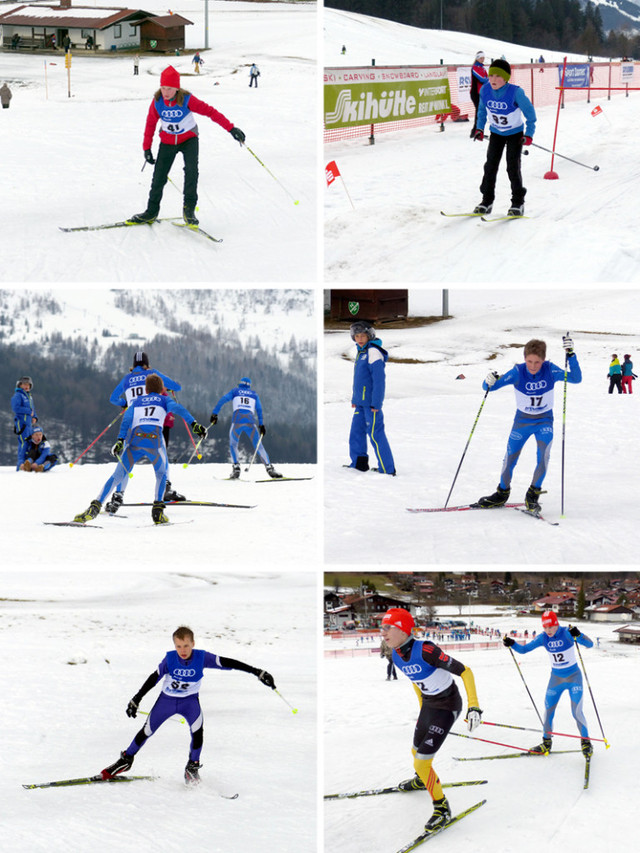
[
  {"x1": 480, "y1": 130, "x2": 526, "y2": 207},
  {"x1": 147, "y1": 136, "x2": 199, "y2": 213}
]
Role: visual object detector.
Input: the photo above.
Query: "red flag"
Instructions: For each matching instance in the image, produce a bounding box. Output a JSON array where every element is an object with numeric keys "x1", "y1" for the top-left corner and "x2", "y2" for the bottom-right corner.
[
  {"x1": 591, "y1": 105, "x2": 602, "y2": 117},
  {"x1": 325, "y1": 160, "x2": 340, "y2": 186}
]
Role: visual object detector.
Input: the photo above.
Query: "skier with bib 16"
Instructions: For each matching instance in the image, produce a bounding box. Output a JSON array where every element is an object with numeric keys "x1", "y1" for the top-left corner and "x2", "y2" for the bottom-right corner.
[
  {"x1": 130, "y1": 65, "x2": 246, "y2": 226},
  {"x1": 476, "y1": 335, "x2": 581, "y2": 512},
  {"x1": 503, "y1": 611, "x2": 593, "y2": 757}
]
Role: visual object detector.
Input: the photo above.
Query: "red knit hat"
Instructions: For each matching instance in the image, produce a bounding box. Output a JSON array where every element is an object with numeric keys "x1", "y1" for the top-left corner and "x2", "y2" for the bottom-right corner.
[
  {"x1": 381, "y1": 608, "x2": 415, "y2": 635},
  {"x1": 160, "y1": 66, "x2": 180, "y2": 89},
  {"x1": 541, "y1": 610, "x2": 559, "y2": 628}
]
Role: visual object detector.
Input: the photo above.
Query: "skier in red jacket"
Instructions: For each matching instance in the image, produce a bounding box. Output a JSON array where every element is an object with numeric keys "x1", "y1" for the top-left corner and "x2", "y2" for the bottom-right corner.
[{"x1": 130, "y1": 65, "x2": 246, "y2": 226}]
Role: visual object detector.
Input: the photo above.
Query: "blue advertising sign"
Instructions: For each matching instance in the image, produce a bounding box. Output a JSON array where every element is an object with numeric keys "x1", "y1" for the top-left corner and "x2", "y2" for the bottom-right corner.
[{"x1": 559, "y1": 64, "x2": 591, "y2": 88}]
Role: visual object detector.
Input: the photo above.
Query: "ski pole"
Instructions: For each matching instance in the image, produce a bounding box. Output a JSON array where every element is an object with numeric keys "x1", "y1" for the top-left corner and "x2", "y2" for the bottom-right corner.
[
  {"x1": 443, "y1": 388, "x2": 490, "y2": 508},
  {"x1": 575, "y1": 642, "x2": 610, "y2": 748},
  {"x1": 480, "y1": 720, "x2": 606, "y2": 743},
  {"x1": 530, "y1": 140, "x2": 600, "y2": 171},
  {"x1": 275, "y1": 689, "x2": 298, "y2": 715},
  {"x1": 560, "y1": 334, "x2": 569, "y2": 517},
  {"x1": 244, "y1": 144, "x2": 300, "y2": 205},
  {"x1": 507, "y1": 646, "x2": 545, "y2": 728},
  {"x1": 69, "y1": 410, "x2": 125, "y2": 467},
  {"x1": 139, "y1": 710, "x2": 185, "y2": 725},
  {"x1": 450, "y1": 731, "x2": 535, "y2": 753},
  {"x1": 245, "y1": 433, "x2": 264, "y2": 472},
  {"x1": 183, "y1": 430, "x2": 208, "y2": 469}
]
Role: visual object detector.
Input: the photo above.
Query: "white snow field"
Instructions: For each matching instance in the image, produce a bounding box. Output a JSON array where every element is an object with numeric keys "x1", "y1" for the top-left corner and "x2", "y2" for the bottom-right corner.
[
  {"x1": 1, "y1": 571, "x2": 316, "y2": 852},
  {"x1": 324, "y1": 288, "x2": 640, "y2": 565},
  {"x1": 323, "y1": 9, "x2": 640, "y2": 283},
  {"x1": 0, "y1": 461, "x2": 317, "y2": 566},
  {"x1": 324, "y1": 613, "x2": 638, "y2": 853},
  {"x1": 0, "y1": 1, "x2": 317, "y2": 283}
]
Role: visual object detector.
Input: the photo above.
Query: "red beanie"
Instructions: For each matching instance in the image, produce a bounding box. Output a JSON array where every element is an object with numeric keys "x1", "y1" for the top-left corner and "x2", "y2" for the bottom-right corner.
[
  {"x1": 541, "y1": 610, "x2": 559, "y2": 628},
  {"x1": 160, "y1": 65, "x2": 180, "y2": 89},
  {"x1": 381, "y1": 608, "x2": 415, "y2": 635}
]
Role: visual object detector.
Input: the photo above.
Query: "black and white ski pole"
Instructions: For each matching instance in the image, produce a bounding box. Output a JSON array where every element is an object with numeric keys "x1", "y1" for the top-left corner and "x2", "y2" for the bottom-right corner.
[
  {"x1": 530, "y1": 141, "x2": 600, "y2": 171},
  {"x1": 575, "y1": 642, "x2": 610, "y2": 749},
  {"x1": 244, "y1": 144, "x2": 300, "y2": 205},
  {"x1": 443, "y1": 388, "x2": 490, "y2": 508},
  {"x1": 508, "y1": 647, "x2": 545, "y2": 728}
]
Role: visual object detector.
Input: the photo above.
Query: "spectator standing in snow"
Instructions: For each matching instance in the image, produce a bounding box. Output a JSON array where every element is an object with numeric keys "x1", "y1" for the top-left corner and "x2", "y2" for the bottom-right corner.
[
  {"x1": 621, "y1": 354, "x2": 636, "y2": 394},
  {"x1": 193, "y1": 51, "x2": 203, "y2": 74},
  {"x1": 18, "y1": 425, "x2": 58, "y2": 472},
  {"x1": 249, "y1": 63, "x2": 260, "y2": 87},
  {"x1": 209, "y1": 377, "x2": 282, "y2": 480},
  {"x1": 1, "y1": 83, "x2": 12, "y2": 109},
  {"x1": 11, "y1": 376, "x2": 37, "y2": 469},
  {"x1": 133, "y1": 54, "x2": 140, "y2": 76},
  {"x1": 380, "y1": 639, "x2": 398, "y2": 680},
  {"x1": 472, "y1": 58, "x2": 536, "y2": 217},
  {"x1": 129, "y1": 65, "x2": 245, "y2": 227},
  {"x1": 469, "y1": 51, "x2": 487, "y2": 137},
  {"x1": 347, "y1": 320, "x2": 396, "y2": 476},
  {"x1": 608, "y1": 354, "x2": 623, "y2": 394}
]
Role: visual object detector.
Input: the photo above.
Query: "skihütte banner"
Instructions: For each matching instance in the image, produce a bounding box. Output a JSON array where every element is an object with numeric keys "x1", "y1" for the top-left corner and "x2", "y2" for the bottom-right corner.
[{"x1": 324, "y1": 66, "x2": 451, "y2": 130}]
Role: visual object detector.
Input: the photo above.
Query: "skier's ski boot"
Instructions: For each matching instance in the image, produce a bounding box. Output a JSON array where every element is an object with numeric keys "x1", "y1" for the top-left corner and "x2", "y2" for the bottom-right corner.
[
  {"x1": 507, "y1": 204, "x2": 525, "y2": 217},
  {"x1": 184, "y1": 759, "x2": 202, "y2": 785},
  {"x1": 529, "y1": 737, "x2": 552, "y2": 755},
  {"x1": 353, "y1": 455, "x2": 369, "y2": 472},
  {"x1": 105, "y1": 491, "x2": 124, "y2": 515},
  {"x1": 397, "y1": 775, "x2": 427, "y2": 792},
  {"x1": 525, "y1": 485, "x2": 542, "y2": 512},
  {"x1": 128, "y1": 208, "x2": 158, "y2": 224},
  {"x1": 581, "y1": 738, "x2": 593, "y2": 757},
  {"x1": 73, "y1": 499, "x2": 102, "y2": 523},
  {"x1": 183, "y1": 206, "x2": 199, "y2": 226},
  {"x1": 101, "y1": 750, "x2": 134, "y2": 780},
  {"x1": 473, "y1": 203, "x2": 492, "y2": 215},
  {"x1": 152, "y1": 500, "x2": 169, "y2": 525},
  {"x1": 424, "y1": 796, "x2": 451, "y2": 832},
  {"x1": 229, "y1": 464, "x2": 241, "y2": 480},
  {"x1": 476, "y1": 485, "x2": 510, "y2": 508},
  {"x1": 163, "y1": 480, "x2": 186, "y2": 502},
  {"x1": 266, "y1": 464, "x2": 283, "y2": 479}
]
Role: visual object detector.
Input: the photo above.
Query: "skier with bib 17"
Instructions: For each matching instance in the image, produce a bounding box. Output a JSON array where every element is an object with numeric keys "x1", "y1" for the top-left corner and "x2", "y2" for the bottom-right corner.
[
  {"x1": 472, "y1": 58, "x2": 536, "y2": 217},
  {"x1": 101, "y1": 625, "x2": 276, "y2": 785},
  {"x1": 503, "y1": 611, "x2": 593, "y2": 757},
  {"x1": 380, "y1": 608, "x2": 483, "y2": 834},
  {"x1": 476, "y1": 335, "x2": 581, "y2": 512},
  {"x1": 130, "y1": 65, "x2": 246, "y2": 226}
]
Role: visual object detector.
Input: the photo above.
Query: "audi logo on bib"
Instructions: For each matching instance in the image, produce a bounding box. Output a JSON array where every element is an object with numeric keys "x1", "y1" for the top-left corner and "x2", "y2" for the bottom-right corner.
[
  {"x1": 525, "y1": 380, "x2": 548, "y2": 391},
  {"x1": 162, "y1": 109, "x2": 184, "y2": 119},
  {"x1": 487, "y1": 100, "x2": 508, "y2": 109},
  {"x1": 401, "y1": 664, "x2": 422, "y2": 675},
  {"x1": 172, "y1": 668, "x2": 196, "y2": 677}
]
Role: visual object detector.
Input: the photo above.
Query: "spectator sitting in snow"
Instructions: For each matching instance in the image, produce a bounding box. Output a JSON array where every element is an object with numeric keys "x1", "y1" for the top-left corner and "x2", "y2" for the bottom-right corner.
[{"x1": 18, "y1": 425, "x2": 58, "y2": 472}]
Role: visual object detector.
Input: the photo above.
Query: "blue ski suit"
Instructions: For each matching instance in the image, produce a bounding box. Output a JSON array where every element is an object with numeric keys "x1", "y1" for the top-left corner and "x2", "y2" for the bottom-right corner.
[{"x1": 348, "y1": 338, "x2": 395, "y2": 475}]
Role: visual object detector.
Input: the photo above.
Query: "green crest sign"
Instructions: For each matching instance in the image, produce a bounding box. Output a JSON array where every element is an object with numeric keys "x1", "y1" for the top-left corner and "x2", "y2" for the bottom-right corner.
[{"x1": 348, "y1": 301, "x2": 360, "y2": 316}]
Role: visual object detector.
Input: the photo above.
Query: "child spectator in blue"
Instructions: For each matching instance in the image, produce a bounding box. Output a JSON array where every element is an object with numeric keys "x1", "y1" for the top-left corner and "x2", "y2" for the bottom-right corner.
[
  {"x1": 101, "y1": 625, "x2": 276, "y2": 785},
  {"x1": 477, "y1": 336, "x2": 581, "y2": 511},
  {"x1": 347, "y1": 320, "x2": 396, "y2": 475},
  {"x1": 18, "y1": 425, "x2": 57, "y2": 472},
  {"x1": 503, "y1": 611, "x2": 593, "y2": 756},
  {"x1": 11, "y1": 375, "x2": 37, "y2": 468}
]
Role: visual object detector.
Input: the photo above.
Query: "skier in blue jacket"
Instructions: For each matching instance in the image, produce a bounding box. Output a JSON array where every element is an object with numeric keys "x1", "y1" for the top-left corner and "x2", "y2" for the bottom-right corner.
[
  {"x1": 472, "y1": 58, "x2": 536, "y2": 217},
  {"x1": 503, "y1": 610, "x2": 593, "y2": 756},
  {"x1": 11, "y1": 375, "x2": 38, "y2": 468},
  {"x1": 347, "y1": 321, "x2": 395, "y2": 475},
  {"x1": 209, "y1": 377, "x2": 282, "y2": 479},
  {"x1": 107, "y1": 350, "x2": 185, "y2": 510},
  {"x1": 74, "y1": 373, "x2": 206, "y2": 525},
  {"x1": 18, "y1": 425, "x2": 58, "y2": 472},
  {"x1": 477, "y1": 335, "x2": 581, "y2": 511}
]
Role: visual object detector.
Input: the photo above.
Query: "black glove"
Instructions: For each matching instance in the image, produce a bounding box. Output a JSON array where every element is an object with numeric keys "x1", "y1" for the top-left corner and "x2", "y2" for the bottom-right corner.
[
  {"x1": 473, "y1": 129, "x2": 484, "y2": 142},
  {"x1": 126, "y1": 697, "x2": 139, "y2": 718},
  {"x1": 569, "y1": 625, "x2": 581, "y2": 638},
  {"x1": 259, "y1": 424, "x2": 266, "y2": 437},
  {"x1": 191, "y1": 422, "x2": 207, "y2": 439},
  {"x1": 230, "y1": 126, "x2": 246, "y2": 144},
  {"x1": 210, "y1": 413, "x2": 218, "y2": 426},
  {"x1": 143, "y1": 149, "x2": 155, "y2": 165},
  {"x1": 111, "y1": 439, "x2": 124, "y2": 458},
  {"x1": 257, "y1": 670, "x2": 276, "y2": 689},
  {"x1": 503, "y1": 636, "x2": 515, "y2": 647}
]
